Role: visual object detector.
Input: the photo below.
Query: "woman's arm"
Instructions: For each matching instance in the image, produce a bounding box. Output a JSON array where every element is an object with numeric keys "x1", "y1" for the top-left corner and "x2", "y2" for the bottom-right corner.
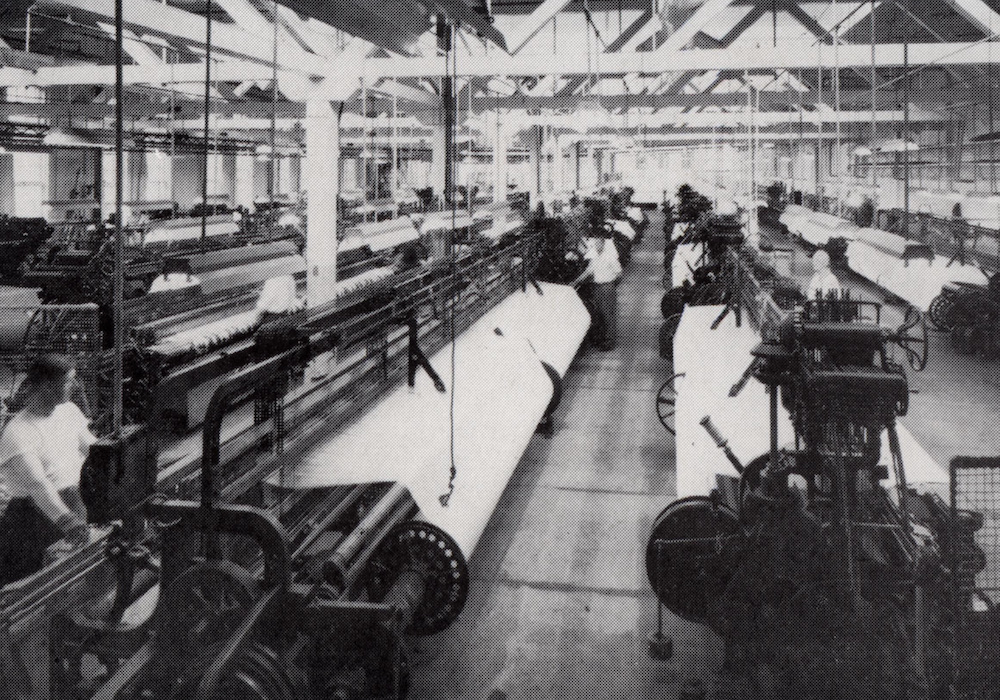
[
  {"x1": 13, "y1": 452, "x2": 87, "y2": 544},
  {"x1": 8, "y1": 453, "x2": 73, "y2": 523}
]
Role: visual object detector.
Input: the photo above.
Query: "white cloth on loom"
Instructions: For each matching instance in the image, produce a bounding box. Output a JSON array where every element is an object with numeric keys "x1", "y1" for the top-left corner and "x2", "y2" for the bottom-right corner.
[{"x1": 256, "y1": 275, "x2": 301, "y2": 315}]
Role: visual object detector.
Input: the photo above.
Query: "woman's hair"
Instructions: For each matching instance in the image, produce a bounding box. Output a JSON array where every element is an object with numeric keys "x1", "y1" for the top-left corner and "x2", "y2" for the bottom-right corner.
[{"x1": 25, "y1": 353, "x2": 75, "y2": 387}]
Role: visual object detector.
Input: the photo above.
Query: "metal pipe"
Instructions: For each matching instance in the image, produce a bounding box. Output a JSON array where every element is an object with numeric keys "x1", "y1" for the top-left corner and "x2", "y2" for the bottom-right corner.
[
  {"x1": 323, "y1": 484, "x2": 412, "y2": 583},
  {"x1": 903, "y1": 0, "x2": 911, "y2": 235},
  {"x1": 700, "y1": 415, "x2": 746, "y2": 476},
  {"x1": 341, "y1": 498, "x2": 418, "y2": 594},
  {"x1": 290, "y1": 483, "x2": 370, "y2": 558}
]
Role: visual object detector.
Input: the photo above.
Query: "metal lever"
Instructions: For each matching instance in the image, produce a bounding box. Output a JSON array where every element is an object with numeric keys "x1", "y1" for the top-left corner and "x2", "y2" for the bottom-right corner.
[
  {"x1": 407, "y1": 317, "x2": 446, "y2": 393},
  {"x1": 700, "y1": 416, "x2": 746, "y2": 476},
  {"x1": 728, "y1": 358, "x2": 759, "y2": 397}
]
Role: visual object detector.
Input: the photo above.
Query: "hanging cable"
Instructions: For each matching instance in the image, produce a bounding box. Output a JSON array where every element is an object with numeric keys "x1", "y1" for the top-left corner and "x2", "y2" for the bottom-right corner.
[
  {"x1": 199, "y1": 0, "x2": 213, "y2": 250},
  {"x1": 269, "y1": 0, "x2": 280, "y2": 235},
  {"x1": 871, "y1": 0, "x2": 877, "y2": 196},
  {"x1": 113, "y1": 0, "x2": 124, "y2": 436},
  {"x1": 833, "y1": 0, "x2": 842, "y2": 216},
  {"x1": 440, "y1": 19, "x2": 459, "y2": 508}
]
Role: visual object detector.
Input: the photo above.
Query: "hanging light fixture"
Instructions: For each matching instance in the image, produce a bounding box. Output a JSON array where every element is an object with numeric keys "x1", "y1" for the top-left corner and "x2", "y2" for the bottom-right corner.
[
  {"x1": 879, "y1": 139, "x2": 919, "y2": 153},
  {"x1": 851, "y1": 145, "x2": 873, "y2": 157}
]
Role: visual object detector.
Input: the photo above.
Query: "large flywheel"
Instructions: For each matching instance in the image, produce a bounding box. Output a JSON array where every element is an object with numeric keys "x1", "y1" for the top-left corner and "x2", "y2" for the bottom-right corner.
[{"x1": 646, "y1": 496, "x2": 740, "y2": 624}]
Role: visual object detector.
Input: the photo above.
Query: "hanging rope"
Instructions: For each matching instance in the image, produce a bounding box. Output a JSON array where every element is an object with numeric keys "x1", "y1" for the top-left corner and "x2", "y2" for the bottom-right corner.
[
  {"x1": 199, "y1": 0, "x2": 213, "y2": 250},
  {"x1": 112, "y1": 0, "x2": 124, "y2": 436},
  {"x1": 269, "y1": 0, "x2": 279, "y2": 235},
  {"x1": 441, "y1": 21, "x2": 459, "y2": 508}
]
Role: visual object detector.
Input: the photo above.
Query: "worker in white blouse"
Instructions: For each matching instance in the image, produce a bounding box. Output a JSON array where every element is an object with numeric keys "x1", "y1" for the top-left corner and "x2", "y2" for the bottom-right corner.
[
  {"x1": 0, "y1": 354, "x2": 95, "y2": 586},
  {"x1": 573, "y1": 224, "x2": 623, "y2": 351}
]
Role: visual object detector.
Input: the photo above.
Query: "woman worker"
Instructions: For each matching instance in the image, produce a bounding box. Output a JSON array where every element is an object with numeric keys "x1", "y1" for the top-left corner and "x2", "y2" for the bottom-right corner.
[
  {"x1": 0, "y1": 354, "x2": 94, "y2": 586},
  {"x1": 572, "y1": 220, "x2": 623, "y2": 351}
]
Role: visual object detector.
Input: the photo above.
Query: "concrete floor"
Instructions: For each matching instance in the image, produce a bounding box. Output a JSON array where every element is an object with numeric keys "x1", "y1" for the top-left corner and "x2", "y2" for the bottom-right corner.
[{"x1": 406, "y1": 212, "x2": 1000, "y2": 699}]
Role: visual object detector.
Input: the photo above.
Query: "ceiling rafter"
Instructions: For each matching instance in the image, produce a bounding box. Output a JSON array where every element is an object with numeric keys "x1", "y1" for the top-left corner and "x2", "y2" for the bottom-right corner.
[
  {"x1": 554, "y1": 8, "x2": 655, "y2": 98},
  {"x1": 504, "y1": 0, "x2": 572, "y2": 54},
  {"x1": 651, "y1": 0, "x2": 741, "y2": 54},
  {"x1": 35, "y1": 0, "x2": 330, "y2": 74}
]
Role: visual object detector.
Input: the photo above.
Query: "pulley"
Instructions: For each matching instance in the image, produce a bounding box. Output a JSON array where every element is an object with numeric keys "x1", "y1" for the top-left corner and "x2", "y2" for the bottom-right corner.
[
  {"x1": 646, "y1": 496, "x2": 739, "y2": 624},
  {"x1": 203, "y1": 643, "x2": 302, "y2": 700},
  {"x1": 365, "y1": 521, "x2": 469, "y2": 636},
  {"x1": 155, "y1": 559, "x2": 261, "y2": 655}
]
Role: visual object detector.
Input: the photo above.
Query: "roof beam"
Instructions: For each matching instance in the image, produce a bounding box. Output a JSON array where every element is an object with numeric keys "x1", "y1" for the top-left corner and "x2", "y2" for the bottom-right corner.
[
  {"x1": 718, "y1": 5, "x2": 767, "y2": 47},
  {"x1": 652, "y1": 0, "x2": 740, "y2": 53},
  {"x1": 359, "y1": 42, "x2": 1000, "y2": 78},
  {"x1": 839, "y1": 1, "x2": 878, "y2": 36},
  {"x1": 35, "y1": 0, "x2": 329, "y2": 75},
  {"x1": 1, "y1": 61, "x2": 360, "y2": 100},
  {"x1": 11, "y1": 42, "x2": 1000, "y2": 90},
  {"x1": 504, "y1": 108, "x2": 940, "y2": 131},
  {"x1": 939, "y1": 0, "x2": 1000, "y2": 36},
  {"x1": 95, "y1": 24, "x2": 164, "y2": 66},
  {"x1": 506, "y1": 0, "x2": 573, "y2": 54},
  {"x1": 490, "y1": 84, "x2": 973, "y2": 110},
  {"x1": 372, "y1": 79, "x2": 441, "y2": 107},
  {"x1": 779, "y1": 1, "x2": 832, "y2": 45},
  {"x1": 617, "y1": 12, "x2": 663, "y2": 52}
]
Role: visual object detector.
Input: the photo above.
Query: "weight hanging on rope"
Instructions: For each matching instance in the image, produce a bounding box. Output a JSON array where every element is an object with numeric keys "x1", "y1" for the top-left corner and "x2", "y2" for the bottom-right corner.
[
  {"x1": 646, "y1": 496, "x2": 739, "y2": 624},
  {"x1": 659, "y1": 314, "x2": 682, "y2": 360},
  {"x1": 365, "y1": 521, "x2": 469, "y2": 636},
  {"x1": 540, "y1": 361, "x2": 563, "y2": 420}
]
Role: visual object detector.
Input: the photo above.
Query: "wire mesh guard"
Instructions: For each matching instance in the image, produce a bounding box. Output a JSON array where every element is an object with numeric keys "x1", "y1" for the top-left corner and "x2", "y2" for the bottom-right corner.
[{"x1": 950, "y1": 457, "x2": 1000, "y2": 699}]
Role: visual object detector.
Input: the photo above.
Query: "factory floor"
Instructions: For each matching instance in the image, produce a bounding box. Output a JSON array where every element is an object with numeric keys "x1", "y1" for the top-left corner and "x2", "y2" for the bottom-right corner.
[
  {"x1": 407, "y1": 212, "x2": 721, "y2": 700},
  {"x1": 406, "y1": 213, "x2": 1000, "y2": 700}
]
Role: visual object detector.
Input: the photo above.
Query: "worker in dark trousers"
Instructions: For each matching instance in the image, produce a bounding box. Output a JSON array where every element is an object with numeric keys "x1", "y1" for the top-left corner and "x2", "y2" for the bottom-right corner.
[
  {"x1": 573, "y1": 223, "x2": 623, "y2": 350},
  {"x1": 0, "y1": 354, "x2": 92, "y2": 586}
]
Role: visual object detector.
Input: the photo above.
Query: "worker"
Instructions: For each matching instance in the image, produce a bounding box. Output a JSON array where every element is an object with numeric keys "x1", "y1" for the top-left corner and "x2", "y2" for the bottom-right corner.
[
  {"x1": 572, "y1": 222, "x2": 623, "y2": 351},
  {"x1": 0, "y1": 354, "x2": 94, "y2": 586},
  {"x1": 806, "y1": 249, "x2": 841, "y2": 300}
]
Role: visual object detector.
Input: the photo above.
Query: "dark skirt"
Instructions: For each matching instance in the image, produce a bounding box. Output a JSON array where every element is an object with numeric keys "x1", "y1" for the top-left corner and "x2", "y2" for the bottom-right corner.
[{"x1": 0, "y1": 497, "x2": 63, "y2": 586}]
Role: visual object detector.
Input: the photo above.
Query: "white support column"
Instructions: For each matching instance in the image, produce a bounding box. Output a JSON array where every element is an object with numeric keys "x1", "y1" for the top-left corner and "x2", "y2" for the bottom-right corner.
[
  {"x1": 430, "y1": 123, "x2": 447, "y2": 203},
  {"x1": 528, "y1": 125, "x2": 542, "y2": 208},
  {"x1": 552, "y1": 134, "x2": 565, "y2": 194},
  {"x1": 493, "y1": 117, "x2": 508, "y2": 203},
  {"x1": 12, "y1": 152, "x2": 47, "y2": 218},
  {"x1": 572, "y1": 140, "x2": 581, "y2": 192},
  {"x1": 234, "y1": 153, "x2": 255, "y2": 209},
  {"x1": 305, "y1": 97, "x2": 340, "y2": 307}
]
